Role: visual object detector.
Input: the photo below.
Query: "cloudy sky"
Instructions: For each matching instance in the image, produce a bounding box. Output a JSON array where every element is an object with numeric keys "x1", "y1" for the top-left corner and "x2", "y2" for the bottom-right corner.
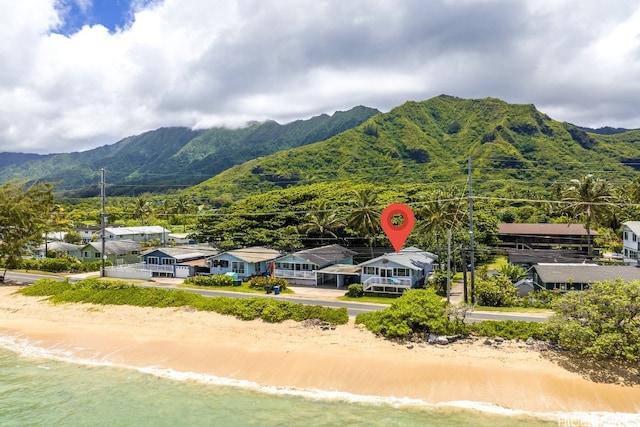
[{"x1": 1, "y1": 0, "x2": 639, "y2": 154}]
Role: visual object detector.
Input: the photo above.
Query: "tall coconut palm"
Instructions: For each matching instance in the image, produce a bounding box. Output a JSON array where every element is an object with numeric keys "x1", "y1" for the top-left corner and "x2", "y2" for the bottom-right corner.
[
  {"x1": 347, "y1": 188, "x2": 381, "y2": 257},
  {"x1": 561, "y1": 174, "x2": 612, "y2": 256},
  {"x1": 416, "y1": 187, "x2": 467, "y2": 260},
  {"x1": 299, "y1": 201, "x2": 345, "y2": 245},
  {"x1": 172, "y1": 193, "x2": 194, "y2": 232}
]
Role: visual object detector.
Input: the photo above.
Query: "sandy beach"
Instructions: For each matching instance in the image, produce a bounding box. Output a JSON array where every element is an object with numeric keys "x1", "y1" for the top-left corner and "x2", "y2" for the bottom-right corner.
[{"x1": 1, "y1": 285, "x2": 639, "y2": 415}]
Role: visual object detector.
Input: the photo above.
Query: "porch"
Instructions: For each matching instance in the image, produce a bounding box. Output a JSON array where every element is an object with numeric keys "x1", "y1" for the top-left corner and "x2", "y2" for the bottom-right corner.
[{"x1": 363, "y1": 277, "x2": 412, "y2": 294}]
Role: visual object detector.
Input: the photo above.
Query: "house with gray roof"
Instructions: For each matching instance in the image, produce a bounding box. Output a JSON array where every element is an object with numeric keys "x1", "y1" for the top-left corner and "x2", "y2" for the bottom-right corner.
[
  {"x1": 532, "y1": 263, "x2": 640, "y2": 291},
  {"x1": 358, "y1": 247, "x2": 438, "y2": 294},
  {"x1": 274, "y1": 244, "x2": 358, "y2": 286},
  {"x1": 74, "y1": 240, "x2": 142, "y2": 265},
  {"x1": 33, "y1": 241, "x2": 83, "y2": 259}
]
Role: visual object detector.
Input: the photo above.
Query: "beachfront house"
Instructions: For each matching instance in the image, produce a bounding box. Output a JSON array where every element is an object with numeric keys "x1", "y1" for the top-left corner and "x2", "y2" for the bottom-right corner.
[
  {"x1": 358, "y1": 247, "x2": 438, "y2": 294},
  {"x1": 141, "y1": 244, "x2": 219, "y2": 278},
  {"x1": 274, "y1": 244, "x2": 358, "y2": 286},
  {"x1": 74, "y1": 240, "x2": 142, "y2": 265},
  {"x1": 208, "y1": 246, "x2": 282, "y2": 279}
]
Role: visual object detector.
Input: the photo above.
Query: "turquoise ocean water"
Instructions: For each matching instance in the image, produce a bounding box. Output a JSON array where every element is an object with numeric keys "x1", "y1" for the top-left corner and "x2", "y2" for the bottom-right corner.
[{"x1": 1, "y1": 334, "x2": 638, "y2": 427}]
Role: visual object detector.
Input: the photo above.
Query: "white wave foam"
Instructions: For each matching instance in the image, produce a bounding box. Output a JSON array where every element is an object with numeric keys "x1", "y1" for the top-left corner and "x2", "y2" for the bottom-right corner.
[{"x1": 2, "y1": 332, "x2": 639, "y2": 425}]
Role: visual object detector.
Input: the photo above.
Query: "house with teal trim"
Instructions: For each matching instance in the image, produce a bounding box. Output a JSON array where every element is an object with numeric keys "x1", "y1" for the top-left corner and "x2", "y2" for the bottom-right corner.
[
  {"x1": 358, "y1": 247, "x2": 438, "y2": 294},
  {"x1": 208, "y1": 246, "x2": 282, "y2": 279}
]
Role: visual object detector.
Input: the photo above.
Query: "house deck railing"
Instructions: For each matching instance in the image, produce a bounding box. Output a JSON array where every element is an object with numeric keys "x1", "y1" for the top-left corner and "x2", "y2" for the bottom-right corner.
[
  {"x1": 138, "y1": 263, "x2": 175, "y2": 275},
  {"x1": 274, "y1": 269, "x2": 315, "y2": 279},
  {"x1": 363, "y1": 277, "x2": 412, "y2": 294}
]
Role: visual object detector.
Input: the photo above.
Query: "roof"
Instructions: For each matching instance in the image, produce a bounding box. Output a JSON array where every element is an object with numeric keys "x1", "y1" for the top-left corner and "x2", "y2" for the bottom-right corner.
[
  {"x1": 286, "y1": 244, "x2": 356, "y2": 267},
  {"x1": 36, "y1": 242, "x2": 83, "y2": 252},
  {"x1": 358, "y1": 247, "x2": 438, "y2": 270},
  {"x1": 505, "y1": 249, "x2": 590, "y2": 264},
  {"x1": 498, "y1": 223, "x2": 597, "y2": 236},
  {"x1": 533, "y1": 264, "x2": 640, "y2": 284},
  {"x1": 142, "y1": 245, "x2": 218, "y2": 260},
  {"x1": 218, "y1": 246, "x2": 281, "y2": 263},
  {"x1": 623, "y1": 221, "x2": 640, "y2": 235},
  {"x1": 315, "y1": 264, "x2": 361, "y2": 275},
  {"x1": 105, "y1": 226, "x2": 169, "y2": 236},
  {"x1": 86, "y1": 240, "x2": 141, "y2": 255}
]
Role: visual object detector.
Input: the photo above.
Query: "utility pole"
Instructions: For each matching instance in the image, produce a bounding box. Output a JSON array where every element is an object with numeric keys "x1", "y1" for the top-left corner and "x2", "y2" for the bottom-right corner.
[
  {"x1": 446, "y1": 228, "x2": 451, "y2": 304},
  {"x1": 100, "y1": 168, "x2": 106, "y2": 278},
  {"x1": 467, "y1": 157, "x2": 476, "y2": 304}
]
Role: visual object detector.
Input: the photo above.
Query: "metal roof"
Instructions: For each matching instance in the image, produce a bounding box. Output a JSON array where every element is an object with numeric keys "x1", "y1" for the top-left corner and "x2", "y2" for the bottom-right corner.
[
  {"x1": 358, "y1": 248, "x2": 438, "y2": 270},
  {"x1": 623, "y1": 221, "x2": 640, "y2": 236},
  {"x1": 315, "y1": 264, "x2": 361, "y2": 275},
  {"x1": 86, "y1": 240, "x2": 141, "y2": 255},
  {"x1": 105, "y1": 226, "x2": 169, "y2": 235},
  {"x1": 498, "y1": 223, "x2": 596, "y2": 236},
  {"x1": 533, "y1": 264, "x2": 640, "y2": 284},
  {"x1": 220, "y1": 246, "x2": 282, "y2": 263},
  {"x1": 284, "y1": 244, "x2": 356, "y2": 267}
]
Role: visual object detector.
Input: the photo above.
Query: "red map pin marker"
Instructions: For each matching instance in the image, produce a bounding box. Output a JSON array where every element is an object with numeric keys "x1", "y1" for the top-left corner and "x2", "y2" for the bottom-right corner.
[{"x1": 380, "y1": 203, "x2": 415, "y2": 253}]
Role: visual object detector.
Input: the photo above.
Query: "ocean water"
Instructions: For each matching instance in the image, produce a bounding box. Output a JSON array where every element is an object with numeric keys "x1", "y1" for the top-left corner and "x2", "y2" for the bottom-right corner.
[{"x1": 0, "y1": 334, "x2": 637, "y2": 427}]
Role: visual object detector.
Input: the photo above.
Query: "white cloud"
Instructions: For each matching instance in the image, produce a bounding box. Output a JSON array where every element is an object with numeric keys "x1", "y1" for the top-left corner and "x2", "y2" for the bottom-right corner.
[{"x1": 0, "y1": 0, "x2": 639, "y2": 154}]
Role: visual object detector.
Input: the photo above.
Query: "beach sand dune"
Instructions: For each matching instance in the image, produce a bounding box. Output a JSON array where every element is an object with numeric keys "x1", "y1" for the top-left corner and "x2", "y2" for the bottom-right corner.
[{"x1": 1, "y1": 286, "x2": 639, "y2": 414}]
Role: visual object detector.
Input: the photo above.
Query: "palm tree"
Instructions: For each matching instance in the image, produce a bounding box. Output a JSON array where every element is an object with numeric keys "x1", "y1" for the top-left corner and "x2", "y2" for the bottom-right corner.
[
  {"x1": 416, "y1": 187, "x2": 467, "y2": 261},
  {"x1": 299, "y1": 201, "x2": 345, "y2": 245},
  {"x1": 172, "y1": 193, "x2": 193, "y2": 232},
  {"x1": 132, "y1": 197, "x2": 152, "y2": 224},
  {"x1": 561, "y1": 174, "x2": 612, "y2": 256},
  {"x1": 347, "y1": 188, "x2": 381, "y2": 257}
]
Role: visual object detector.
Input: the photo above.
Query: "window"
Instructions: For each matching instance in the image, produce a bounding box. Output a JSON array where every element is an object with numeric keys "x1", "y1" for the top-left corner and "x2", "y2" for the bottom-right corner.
[
  {"x1": 393, "y1": 268, "x2": 410, "y2": 277},
  {"x1": 232, "y1": 261, "x2": 245, "y2": 274},
  {"x1": 148, "y1": 257, "x2": 159, "y2": 265},
  {"x1": 364, "y1": 266, "x2": 377, "y2": 275},
  {"x1": 162, "y1": 258, "x2": 176, "y2": 265},
  {"x1": 94, "y1": 252, "x2": 100, "y2": 258},
  {"x1": 634, "y1": 233, "x2": 637, "y2": 242},
  {"x1": 625, "y1": 231, "x2": 629, "y2": 240},
  {"x1": 255, "y1": 263, "x2": 261, "y2": 272},
  {"x1": 84, "y1": 251, "x2": 89, "y2": 258}
]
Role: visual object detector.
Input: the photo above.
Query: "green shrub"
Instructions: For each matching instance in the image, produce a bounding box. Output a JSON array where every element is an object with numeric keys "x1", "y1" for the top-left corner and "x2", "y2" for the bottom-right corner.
[
  {"x1": 346, "y1": 283, "x2": 364, "y2": 298},
  {"x1": 355, "y1": 289, "x2": 461, "y2": 339},
  {"x1": 424, "y1": 270, "x2": 447, "y2": 296},
  {"x1": 545, "y1": 279, "x2": 640, "y2": 360},
  {"x1": 467, "y1": 320, "x2": 547, "y2": 341},
  {"x1": 19, "y1": 278, "x2": 348, "y2": 325},
  {"x1": 474, "y1": 276, "x2": 517, "y2": 307},
  {"x1": 247, "y1": 276, "x2": 289, "y2": 291},
  {"x1": 38, "y1": 257, "x2": 72, "y2": 272},
  {"x1": 185, "y1": 274, "x2": 234, "y2": 287}
]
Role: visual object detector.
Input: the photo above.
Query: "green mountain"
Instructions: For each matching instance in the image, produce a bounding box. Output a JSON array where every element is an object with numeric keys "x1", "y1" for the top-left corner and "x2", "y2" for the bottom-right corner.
[
  {"x1": 0, "y1": 106, "x2": 379, "y2": 197},
  {"x1": 191, "y1": 95, "x2": 640, "y2": 200}
]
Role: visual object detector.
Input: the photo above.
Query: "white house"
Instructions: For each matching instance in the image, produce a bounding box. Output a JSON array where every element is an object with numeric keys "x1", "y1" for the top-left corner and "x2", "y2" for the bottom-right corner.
[
  {"x1": 208, "y1": 246, "x2": 282, "y2": 279},
  {"x1": 104, "y1": 226, "x2": 170, "y2": 244},
  {"x1": 358, "y1": 247, "x2": 438, "y2": 294},
  {"x1": 621, "y1": 221, "x2": 640, "y2": 265},
  {"x1": 274, "y1": 244, "x2": 357, "y2": 286}
]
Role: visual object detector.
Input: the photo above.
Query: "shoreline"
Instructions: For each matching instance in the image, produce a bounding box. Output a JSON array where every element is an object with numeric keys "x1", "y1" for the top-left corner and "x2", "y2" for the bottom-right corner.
[{"x1": 1, "y1": 286, "x2": 639, "y2": 416}]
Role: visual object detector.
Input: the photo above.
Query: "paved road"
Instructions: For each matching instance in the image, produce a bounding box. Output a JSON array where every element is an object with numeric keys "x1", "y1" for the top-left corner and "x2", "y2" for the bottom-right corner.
[{"x1": 3, "y1": 271, "x2": 550, "y2": 321}]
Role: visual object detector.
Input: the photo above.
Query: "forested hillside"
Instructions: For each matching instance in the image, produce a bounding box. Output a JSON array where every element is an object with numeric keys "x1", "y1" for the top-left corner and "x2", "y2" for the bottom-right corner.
[
  {"x1": 191, "y1": 95, "x2": 640, "y2": 201},
  {"x1": 0, "y1": 106, "x2": 379, "y2": 197}
]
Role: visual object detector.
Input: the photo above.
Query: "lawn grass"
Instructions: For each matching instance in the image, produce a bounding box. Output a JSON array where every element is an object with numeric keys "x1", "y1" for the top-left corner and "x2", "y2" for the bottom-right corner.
[{"x1": 339, "y1": 295, "x2": 394, "y2": 304}]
